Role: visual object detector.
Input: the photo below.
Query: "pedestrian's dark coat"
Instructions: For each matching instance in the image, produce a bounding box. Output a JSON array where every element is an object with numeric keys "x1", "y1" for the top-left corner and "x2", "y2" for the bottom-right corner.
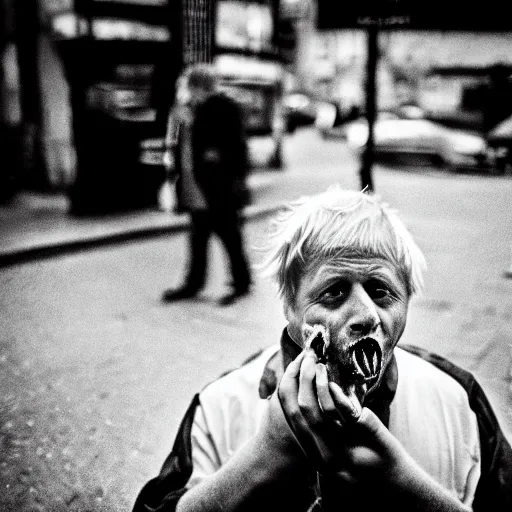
[{"x1": 174, "y1": 92, "x2": 250, "y2": 213}]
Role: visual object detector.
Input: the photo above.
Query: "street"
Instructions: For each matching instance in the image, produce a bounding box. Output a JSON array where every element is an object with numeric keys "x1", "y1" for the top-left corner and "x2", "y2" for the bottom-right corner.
[{"x1": 1, "y1": 128, "x2": 512, "y2": 511}]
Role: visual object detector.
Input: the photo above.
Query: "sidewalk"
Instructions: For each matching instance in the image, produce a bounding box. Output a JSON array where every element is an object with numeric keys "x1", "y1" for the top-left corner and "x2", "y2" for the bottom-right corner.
[
  {"x1": 0, "y1": 130, "x2": 357, "y2": 267},
  {"x1": 0, "y1": 171, "x2": 281, "y2": 268}
]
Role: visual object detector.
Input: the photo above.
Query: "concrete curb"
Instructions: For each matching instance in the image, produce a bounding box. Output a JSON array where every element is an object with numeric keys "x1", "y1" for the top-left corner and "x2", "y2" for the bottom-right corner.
[{"x1": 0, "y1": 203, "x2": 283, "y2": 269}]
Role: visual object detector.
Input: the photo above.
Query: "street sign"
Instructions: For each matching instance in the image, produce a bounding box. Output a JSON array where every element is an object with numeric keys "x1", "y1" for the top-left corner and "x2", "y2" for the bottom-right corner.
[{"x1": 317, "y1": 1, "x2": 512, "y2": 31}]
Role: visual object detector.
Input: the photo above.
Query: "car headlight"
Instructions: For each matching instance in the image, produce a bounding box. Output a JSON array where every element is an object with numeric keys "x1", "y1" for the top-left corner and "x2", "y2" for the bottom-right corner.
[
  {"x1": 284, "y1": 94, "x2": 310, "y2": 110},
  {"x1": 346, "y1": 123, "x2": 369, "y2": 148},
  {"x1": 315, "y1": 103, "x2": 337, "y2": 130},
  {"x1": 452, "y1": 135, "x2": 486, "y2": 155}
]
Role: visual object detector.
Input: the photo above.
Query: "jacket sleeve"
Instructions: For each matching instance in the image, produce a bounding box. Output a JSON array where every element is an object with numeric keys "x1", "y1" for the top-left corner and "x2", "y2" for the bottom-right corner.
[
  {"x1": 400, "y1": 344, "x2": 512, "y2": 510},
  {"x1": 468, "y1": 378, "x2": 512, "y2": 511},
  {"x1": 132, "y1": 395, "x2": 200, "y2": 512}
]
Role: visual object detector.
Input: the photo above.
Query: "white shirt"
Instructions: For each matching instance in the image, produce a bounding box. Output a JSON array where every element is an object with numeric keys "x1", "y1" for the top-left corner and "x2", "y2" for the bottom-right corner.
[{"x1": 187, "y1": 345, "x2": 481, "y2": 507}]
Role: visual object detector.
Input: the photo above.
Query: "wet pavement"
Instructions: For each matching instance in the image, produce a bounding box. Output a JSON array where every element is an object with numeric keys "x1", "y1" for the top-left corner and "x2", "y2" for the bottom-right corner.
[{"x1": 1, "y1": 128, "x2": 511, "y2": 511}]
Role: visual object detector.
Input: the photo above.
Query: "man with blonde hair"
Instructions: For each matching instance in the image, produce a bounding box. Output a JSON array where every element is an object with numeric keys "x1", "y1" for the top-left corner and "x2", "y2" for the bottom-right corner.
[{"x1": 135, "y1": 185, "x2": 512, "y2": 511}]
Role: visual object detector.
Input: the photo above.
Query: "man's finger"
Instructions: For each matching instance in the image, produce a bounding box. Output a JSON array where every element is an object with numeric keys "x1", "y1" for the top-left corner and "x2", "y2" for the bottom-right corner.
[
  {"x1": 283, "y1": 349, "x2": 307, "y2": 380},
  {"x1": 278, "y1": 349, "x2": 307, "y2": 425},
  {"x1": 298, "y1": 350, "x2": 324, "y2": 426},
  {"x1": 279, "y1": 351, "x2": 336, "y2": 469},
  {"x1": 329, "y1": 382, "x2": 361, "y2": 424},
  {"x1": 315, "y1": 364, "x2": 339, "y2": 422},
  {"x1": 356, "y1": 408, "x2": 392, "y2": 445}
]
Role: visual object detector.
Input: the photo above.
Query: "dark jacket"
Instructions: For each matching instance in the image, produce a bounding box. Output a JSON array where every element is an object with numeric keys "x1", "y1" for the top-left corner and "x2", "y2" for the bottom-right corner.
[{"x1": 174, "y1": 92, "x2": 250, "y2": 213}]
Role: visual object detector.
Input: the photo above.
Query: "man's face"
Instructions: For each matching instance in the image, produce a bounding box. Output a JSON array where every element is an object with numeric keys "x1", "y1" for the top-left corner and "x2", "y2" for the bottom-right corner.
[{"x1": 286, "y1": 257, "x2": 410, "y2": 399}]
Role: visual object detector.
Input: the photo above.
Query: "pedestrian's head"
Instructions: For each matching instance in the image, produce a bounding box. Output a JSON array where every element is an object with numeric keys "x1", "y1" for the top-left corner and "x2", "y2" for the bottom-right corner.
[
  {"x1": 261, "y1": 185, "x2": 427, "y2": 398},
  {"x1": 183, "y1": 63, "x2": 218, "y2": 108}
]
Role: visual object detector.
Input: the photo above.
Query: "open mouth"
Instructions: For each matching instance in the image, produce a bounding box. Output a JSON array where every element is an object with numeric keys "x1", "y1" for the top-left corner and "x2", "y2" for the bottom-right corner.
[
  {"x1": 302, "y1": 324, "x2": 383, "y2": 393},
  {"x1": 350, "y1": 338, "x2": 382, "y2": 382}
]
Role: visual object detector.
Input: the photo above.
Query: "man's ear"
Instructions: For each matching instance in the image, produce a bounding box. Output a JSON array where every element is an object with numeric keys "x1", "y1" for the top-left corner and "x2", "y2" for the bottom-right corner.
[
  {"x1": 283, "y1": 303, "x2": 303, "y2": 347},
  {"x1": 283, "y1": 303, "x2": 292, "y2": 321}
]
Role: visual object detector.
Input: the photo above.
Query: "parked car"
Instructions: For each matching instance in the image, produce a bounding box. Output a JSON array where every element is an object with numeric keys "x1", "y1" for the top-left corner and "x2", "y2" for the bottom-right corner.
[
  {"x1": 315, "y1": 102, "x2": 362, "y2": 139},
  {"x1": 283, "y1": 92, "x2": 317, "y2": 132},
  {"x1": 320, "y1": 108, "x2": 493, "y2": 170},
  {"x1": 487, "y1": 115, "x2": 512, "y2": 174}
]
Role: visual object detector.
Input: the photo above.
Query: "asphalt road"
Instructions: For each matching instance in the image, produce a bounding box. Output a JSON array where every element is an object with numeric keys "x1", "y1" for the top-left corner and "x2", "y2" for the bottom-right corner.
[{"x1": 1, "y1": 128, "x2": 512, "y2": 511}]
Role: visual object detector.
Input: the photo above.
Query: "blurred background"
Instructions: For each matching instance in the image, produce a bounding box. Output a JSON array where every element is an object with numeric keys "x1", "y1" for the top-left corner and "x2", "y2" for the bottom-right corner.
[
  {"x1": 1, "y1": 1, "x2": 512, "y2": 511},
  {"x1": 1, "y1": 0, "x2": 512, "y2": 209}
]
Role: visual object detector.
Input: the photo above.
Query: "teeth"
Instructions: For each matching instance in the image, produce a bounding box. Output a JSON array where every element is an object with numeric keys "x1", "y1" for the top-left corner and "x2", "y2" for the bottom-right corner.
[
  {"x1": 363, "y1": 351, "x2": 371, "y2": 374},
  {"x1": 351, "y1": 339, "x2": 382, "y2": 381},
  {"x1": 352, "y1": 350, "x2": 364, "y2": 376}
]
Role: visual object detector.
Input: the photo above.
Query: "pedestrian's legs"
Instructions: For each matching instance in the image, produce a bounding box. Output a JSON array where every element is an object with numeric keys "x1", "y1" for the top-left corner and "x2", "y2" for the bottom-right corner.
[
  {"x1": 162, "y1": 211, "x2": 210, "y2": 302},
  {"x1": 185, "y1": 211, "x2": 210, "y2": 290},
  {"x1": 213, "y1": 209, "x2": 252, "y2": 304}
]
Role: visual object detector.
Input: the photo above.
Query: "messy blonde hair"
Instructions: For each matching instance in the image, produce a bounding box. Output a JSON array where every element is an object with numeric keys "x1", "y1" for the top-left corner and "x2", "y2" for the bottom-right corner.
[{"x1": 259, "y1": 184, "x2": 426, "y2": 309}]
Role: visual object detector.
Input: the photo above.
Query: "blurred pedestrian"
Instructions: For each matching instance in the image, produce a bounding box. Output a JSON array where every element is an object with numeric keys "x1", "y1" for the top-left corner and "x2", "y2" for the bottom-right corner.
[
  {"x1": 162, "y1": 63, "x2": 252, "y2": 306},
  {"x1": 134, "y1": 185, "x2": 512, "y2": 511}
]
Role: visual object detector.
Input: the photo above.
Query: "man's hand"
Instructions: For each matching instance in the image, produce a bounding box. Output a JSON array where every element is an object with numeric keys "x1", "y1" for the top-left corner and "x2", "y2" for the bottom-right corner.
[
  {"x1": 255, "y1": 352, "x2": 311, "y2": 463},
  {"x1": 278, "y1": 348, "x2": 363, "y2": 472},
  {"x1": 278, "y1": 346, "x2": 419, "y2": 478},
  {"x1": 176, "y1": 354, "x2": 311, "y2": 512},
  {"x1": 277, "y1": 348, "x2": 471, "y2": 511}
]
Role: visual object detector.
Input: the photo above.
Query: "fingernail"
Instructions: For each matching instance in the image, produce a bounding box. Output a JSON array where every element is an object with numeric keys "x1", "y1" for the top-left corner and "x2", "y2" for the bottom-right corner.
[{"x1": 316, "y1": 363, "x2": 327, "y2": 384}]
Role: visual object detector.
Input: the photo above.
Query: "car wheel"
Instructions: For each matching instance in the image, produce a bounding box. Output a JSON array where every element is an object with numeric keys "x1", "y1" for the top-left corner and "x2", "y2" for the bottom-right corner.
[
  {"x1": 493, "y1": 156, "x2": 512, "y2": 175},
  {"x1": 429, "y1": 154, "x2": 445, "y2": 168}
]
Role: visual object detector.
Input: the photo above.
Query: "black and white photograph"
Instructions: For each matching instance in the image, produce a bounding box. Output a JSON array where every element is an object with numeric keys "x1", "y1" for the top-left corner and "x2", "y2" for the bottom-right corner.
[{"x1": 1, "y1": 1, "x2": 511, "y2": 510}]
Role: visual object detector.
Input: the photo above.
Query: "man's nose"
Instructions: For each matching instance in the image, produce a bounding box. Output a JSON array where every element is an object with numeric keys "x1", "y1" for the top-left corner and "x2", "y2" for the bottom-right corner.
[{"x1": 346, "y1": 284, "x2": 380, "y2": 336}]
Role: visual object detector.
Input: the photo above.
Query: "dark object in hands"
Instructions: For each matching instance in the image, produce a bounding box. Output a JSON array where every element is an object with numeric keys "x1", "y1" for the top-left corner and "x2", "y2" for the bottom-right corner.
[
  {"x1": 303, "y1": 324, "x2": 383, "y2": 408},
  {"x1": 304, "y1": 324, "x2": 329, "y2": 363}
]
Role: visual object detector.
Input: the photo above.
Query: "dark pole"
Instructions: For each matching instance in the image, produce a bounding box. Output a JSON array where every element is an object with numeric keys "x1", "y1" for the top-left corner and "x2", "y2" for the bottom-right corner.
[
  {"x1": 13, "y1": 0, "x2": 45, "y2": 189},
  {"x1": 0, "y1": 0, "x2": 8, "y2": 127},
  {"x1": 359, "y1": 25, "x2": 378, "y2": 193}
]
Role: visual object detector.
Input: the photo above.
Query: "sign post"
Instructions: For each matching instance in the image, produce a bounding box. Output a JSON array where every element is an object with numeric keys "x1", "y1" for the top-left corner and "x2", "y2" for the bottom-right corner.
[
  {"x1": 360, "y1": 25, "x2": 378, "y2": 192},
  {"x1": 317, "y1": 2, "x2": 414, "y2": 192},
  {"x1": 317, "y1": 1, "x2": 512, "y2": 192}
]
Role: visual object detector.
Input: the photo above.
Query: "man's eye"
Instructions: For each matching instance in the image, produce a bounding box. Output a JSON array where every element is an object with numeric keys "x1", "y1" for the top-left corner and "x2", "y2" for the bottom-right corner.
[
  {"x1": 365, "y1": 280, "x2": 392, "y2": 301},
  {"x1": 320, "y1": 282, "x2": 350, "y2": 303}
]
